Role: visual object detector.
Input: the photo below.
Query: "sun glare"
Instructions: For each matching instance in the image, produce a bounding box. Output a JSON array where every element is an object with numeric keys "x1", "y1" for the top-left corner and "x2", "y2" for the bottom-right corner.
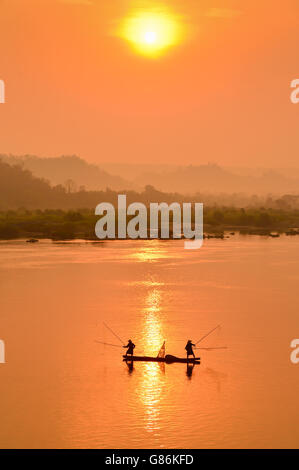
[
  {"x1": 118, "y1": 10, "x2": 183, "y2": 57},
  {"x1": 144, "y1": 31, "x2": 157, "y2": 44}
]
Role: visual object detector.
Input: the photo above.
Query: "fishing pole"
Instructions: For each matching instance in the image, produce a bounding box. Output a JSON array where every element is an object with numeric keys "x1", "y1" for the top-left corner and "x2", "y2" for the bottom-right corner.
[
  {"x1": 195, "y1": 346, "x2": 227, "y2": 350},
  {"x1": 195, "y1": 324, "x2": 221, "y2": 345},
  {"x1": 103, "y1": 321, "x2": 125, "y2": 345},
  {"x1": 95, "y1": 340, "x2": 123, "y2": 348}
]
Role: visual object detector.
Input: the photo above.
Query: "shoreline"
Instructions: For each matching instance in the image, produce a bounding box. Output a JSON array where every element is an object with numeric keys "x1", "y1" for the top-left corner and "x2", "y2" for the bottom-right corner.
[
  {"x1": 1, "y1": 228, "x2": 299, "y2": 243},
  {"x1": 1, "y1": 209, "x2": 299, "y2": 241}
]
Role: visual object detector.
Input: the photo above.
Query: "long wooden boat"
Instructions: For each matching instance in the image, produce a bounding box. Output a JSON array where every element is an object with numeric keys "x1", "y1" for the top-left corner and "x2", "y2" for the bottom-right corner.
[{"x1": 123, "y1": 354, "x2": 200, "y2": 364}]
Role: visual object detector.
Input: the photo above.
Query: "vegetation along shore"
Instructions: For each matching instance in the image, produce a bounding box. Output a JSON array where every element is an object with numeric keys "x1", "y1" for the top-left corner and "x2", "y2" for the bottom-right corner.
[
  {"x1": 0, "y1": 209, "x2": 299, "y2": 241},
  {"x1": 1, "y1": 160, "x2": 298, "y2": 240}
]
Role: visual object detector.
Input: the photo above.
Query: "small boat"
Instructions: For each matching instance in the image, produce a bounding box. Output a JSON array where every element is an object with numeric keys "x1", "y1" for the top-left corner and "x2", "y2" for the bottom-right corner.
[
  {"x1": 97, "y1": 324, "x2": 226, "y2": 365},
  {"x1": 123, "y1": 354, "x2": 200, "y2": 364},
  {"x1": 123, "y1": 342, "x2": 200, "y2": 364}
]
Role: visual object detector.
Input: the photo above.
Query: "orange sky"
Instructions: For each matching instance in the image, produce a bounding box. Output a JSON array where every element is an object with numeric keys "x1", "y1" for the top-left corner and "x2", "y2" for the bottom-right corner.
[{"x1": 0, "y1": 0, "x2": 298, "y2": 167}]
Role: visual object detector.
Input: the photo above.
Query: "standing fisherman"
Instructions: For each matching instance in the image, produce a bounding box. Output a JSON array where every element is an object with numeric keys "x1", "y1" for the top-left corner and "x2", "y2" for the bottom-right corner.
[
  {"x1": 185, "y1": 340, "x2": 196, "y2": 359},
  {"x1": 123, "y1": 339, "x2": 135, "y2": 357}
]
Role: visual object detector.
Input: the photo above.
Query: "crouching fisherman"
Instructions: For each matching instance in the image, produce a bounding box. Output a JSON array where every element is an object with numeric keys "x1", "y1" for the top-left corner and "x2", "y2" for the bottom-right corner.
[
  {"x1": 123, "y1": 339, "x2": 135, "y2": 357},
  {"x1": 185, "y1": 340, "x2": 195, "y2": 359}
]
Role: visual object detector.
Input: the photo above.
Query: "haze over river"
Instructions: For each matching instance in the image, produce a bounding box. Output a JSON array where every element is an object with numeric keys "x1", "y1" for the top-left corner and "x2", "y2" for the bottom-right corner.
[{"x1": 0, "y1": 235, "x2": 298, "y2": 448}]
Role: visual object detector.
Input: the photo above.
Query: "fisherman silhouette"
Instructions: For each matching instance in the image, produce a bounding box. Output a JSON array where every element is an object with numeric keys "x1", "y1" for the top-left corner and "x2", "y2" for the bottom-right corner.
[
  {"x1": 185, "y1": 340, "x2": 196, "y2": 359},
  {"x1": 123, "y1": 339, "x2": 135, "y2": 356}
]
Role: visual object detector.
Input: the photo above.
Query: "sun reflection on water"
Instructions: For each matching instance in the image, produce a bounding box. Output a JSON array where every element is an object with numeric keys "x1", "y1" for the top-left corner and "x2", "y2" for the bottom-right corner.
[
  {"x1": 136, "y1": 278, "x2": 168, "y2": 435},
  {"x1": 138, "y1": 361, "x2": 165, "y2": 434},
  {"x1": 129, "y1": 243, "x2": 169, "y2": 263}
]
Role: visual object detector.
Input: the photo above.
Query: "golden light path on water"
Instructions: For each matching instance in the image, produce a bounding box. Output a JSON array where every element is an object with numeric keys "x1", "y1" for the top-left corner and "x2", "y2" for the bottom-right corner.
[
  {"x1": 131, "y1": 243, "x2": 167, "y2": 435},
  {"x1": 138, "y1": 286, "x2": 165, "y2": 434},
  {"x1": 128, "y1": 242, "x2": 197, "y2": 436},
  {"x1": 117, "y1": 6, "x2": 185, "y2": 57}
]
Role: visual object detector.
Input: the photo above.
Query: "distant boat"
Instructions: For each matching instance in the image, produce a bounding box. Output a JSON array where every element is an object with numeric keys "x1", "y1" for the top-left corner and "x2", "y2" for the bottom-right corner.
[{"x1": 26, "y1": 238, "x2": 39, "y2": 243}]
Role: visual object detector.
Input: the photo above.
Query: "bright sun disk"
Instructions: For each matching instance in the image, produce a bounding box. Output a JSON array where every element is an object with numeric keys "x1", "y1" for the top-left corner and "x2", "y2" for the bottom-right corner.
[
  {"x1": 118, "y1": 10, "x2": 183, "y2": 57},
  {"x1": 144, "y1": 31, "x2": 157, "y2": 44}
]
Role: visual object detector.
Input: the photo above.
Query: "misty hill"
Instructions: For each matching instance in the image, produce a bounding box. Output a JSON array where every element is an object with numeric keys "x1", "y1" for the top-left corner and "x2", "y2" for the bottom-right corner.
[
  {"x1": 0, "y1": 154, "x2": 134, "y2": 191},
  {"x1": 0, "y1": 160, "x2": 183, "y2": 210},
  {"x1": 1, "y1": 159, "x2": 299, "y2": 240},
  {"x1": 132, "y1": 164, "x2": 299, "y2": 195},
  {"x1": 1, "y1": 160, "x2": 299, "y2": 212},
  {"x1": 2, "y1": 154, "x2": 299, "y2": 197},
  {"x1": 102, "y1": 163, "x2": 299, "y2": 195}
]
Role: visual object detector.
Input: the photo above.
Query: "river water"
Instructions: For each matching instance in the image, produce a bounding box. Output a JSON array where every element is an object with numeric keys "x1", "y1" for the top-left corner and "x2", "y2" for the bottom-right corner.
[{"x1": 0, "y1": 235, "x2": 298, "y2": 448}]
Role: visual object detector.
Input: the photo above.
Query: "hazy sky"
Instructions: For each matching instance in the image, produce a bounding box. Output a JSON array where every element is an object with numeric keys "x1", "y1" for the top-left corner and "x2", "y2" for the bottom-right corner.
[{"x1": 0, "y1": 0, "x2": 299, "y2": 167}]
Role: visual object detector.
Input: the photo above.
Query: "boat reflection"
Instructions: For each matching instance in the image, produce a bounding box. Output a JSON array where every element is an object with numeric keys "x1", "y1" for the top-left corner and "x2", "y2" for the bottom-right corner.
[
  {"x1": 186, "y1": 363, "x2": 195, "y2": 379},
  {"x1": 125, "y1": 360, "x2": 134, "y2": 374}
]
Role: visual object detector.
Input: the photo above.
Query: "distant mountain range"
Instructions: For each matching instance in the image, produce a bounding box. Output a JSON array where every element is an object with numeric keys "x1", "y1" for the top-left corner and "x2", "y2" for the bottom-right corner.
[
  {"x1": 131, "y1": 164, "x2": 299, "y2": 195},
  {"x1": 1, "y1": 158, "x2": 299, "y2": 211},
  {"x1": 1, "y1": 154, "x2": 299, "y2": 195},
  {"x1": 101, "y1": 163, "x2": 299, "y2": 195},
  {"x1": 0, "y1": 154, "x2": 134, "y2": 191}
]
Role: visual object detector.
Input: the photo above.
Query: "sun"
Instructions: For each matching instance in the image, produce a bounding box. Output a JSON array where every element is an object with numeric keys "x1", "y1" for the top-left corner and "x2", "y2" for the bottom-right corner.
[
  {"x1": 118, "y1": 10, "x2": 183, "y2": 57},
  {"x1": 144, "y1": 31, "x2": 157, "y2": 44}
]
